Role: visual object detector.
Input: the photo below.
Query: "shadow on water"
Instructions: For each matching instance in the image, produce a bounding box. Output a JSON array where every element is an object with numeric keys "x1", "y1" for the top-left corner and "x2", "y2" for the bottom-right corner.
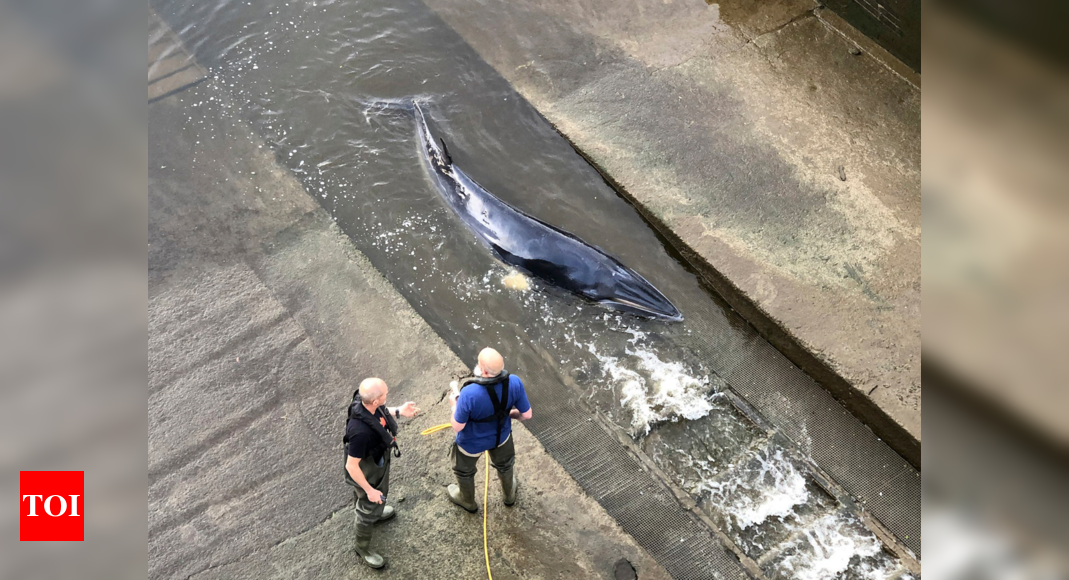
[{"x1": 152, "y1": 0, "x2": 912, "y2": 575}]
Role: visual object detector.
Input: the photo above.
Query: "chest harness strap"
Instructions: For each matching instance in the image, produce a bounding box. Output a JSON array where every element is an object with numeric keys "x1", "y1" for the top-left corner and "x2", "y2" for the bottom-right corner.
[{"x1": 460, "y1": 371, "x2": 511, "y2": 448}]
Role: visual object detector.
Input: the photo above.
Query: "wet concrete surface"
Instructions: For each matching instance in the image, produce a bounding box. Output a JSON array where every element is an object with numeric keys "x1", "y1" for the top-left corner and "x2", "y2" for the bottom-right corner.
[
  {"x1": 148, "y1": 74, "x2": 673, "y2": 579},
  {"x1": 418, "y1": 0, "x2": 922, "y2": 463}
]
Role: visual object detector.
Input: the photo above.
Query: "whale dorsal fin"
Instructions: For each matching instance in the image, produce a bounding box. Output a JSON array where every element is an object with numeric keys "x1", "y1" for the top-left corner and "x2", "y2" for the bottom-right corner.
[{"x1": 439, "y1": 138, "x2": 453, "y2": 165}]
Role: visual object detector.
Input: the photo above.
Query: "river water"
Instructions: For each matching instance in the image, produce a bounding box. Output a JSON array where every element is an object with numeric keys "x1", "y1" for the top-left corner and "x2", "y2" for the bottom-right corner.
[{"x1": 153, "y1": 0, "x2": 911, "y2": 576}]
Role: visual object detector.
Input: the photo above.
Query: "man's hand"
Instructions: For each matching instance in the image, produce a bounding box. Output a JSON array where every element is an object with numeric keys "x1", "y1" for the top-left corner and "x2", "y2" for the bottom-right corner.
[
  {"x1": 365, "y1": 487, "x2": 384, "y2": 504},
  {"x1": 398, "y1": 401, "x2": 419, "y2": 418},
  {"x1": 510, "y1": 407, "x2": 533, "y2": 421}
]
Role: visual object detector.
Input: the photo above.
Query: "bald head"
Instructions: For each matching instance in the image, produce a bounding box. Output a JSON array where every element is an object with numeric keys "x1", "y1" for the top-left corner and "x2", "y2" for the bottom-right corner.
[
  {"x1": 477, "y1": 348, "x2": 504, "y2": 377},
  {"x1": 358, "y1": 377, "x2": 388, "y2": 404}
]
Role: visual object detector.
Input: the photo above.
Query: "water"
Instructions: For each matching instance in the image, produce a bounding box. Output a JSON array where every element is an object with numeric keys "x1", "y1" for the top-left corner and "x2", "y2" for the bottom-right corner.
[
  {"x1": 587, "y1": 332, "x2": 714, "y2": 435},
  {"x1": 152, "y1": 0, "x2": 912, "y2": 576}
]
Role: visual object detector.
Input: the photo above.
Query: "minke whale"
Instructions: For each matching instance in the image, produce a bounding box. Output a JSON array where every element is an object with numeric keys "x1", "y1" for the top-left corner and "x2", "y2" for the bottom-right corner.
[{"x1": 414, "y1": 104, "x2": 682, "y2": 321}]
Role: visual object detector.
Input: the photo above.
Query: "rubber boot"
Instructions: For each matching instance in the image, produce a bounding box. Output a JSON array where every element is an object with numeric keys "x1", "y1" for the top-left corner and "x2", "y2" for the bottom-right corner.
[
  {"x1": 375, "y1": 505, "x2": 396, "y2": 524},
  {"x1": 354, "y1": 523, "x2": 386, "y2": 569},
  {"x1": 447, "y1": 477, "x2": 478, "y2": 513},
  {"x1": 499, "y1": 470, "x2": 518, "y2": 506}
]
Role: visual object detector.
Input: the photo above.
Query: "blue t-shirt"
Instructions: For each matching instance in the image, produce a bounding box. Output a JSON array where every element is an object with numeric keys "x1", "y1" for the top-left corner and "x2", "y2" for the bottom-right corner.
[{"x1": 454, "y1": 375, "x2": 531, "y2": 453}]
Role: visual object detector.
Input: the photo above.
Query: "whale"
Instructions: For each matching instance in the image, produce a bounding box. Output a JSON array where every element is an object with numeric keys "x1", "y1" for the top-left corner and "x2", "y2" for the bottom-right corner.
[{"x1": 414, "y1": 104, "x2": 682, "y2": 321}]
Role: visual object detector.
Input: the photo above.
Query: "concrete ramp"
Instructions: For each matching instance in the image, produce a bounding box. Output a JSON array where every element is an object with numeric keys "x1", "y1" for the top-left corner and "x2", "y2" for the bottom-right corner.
[{"x1": 148, "y1": 31, "x2": 674, "y2": 578}]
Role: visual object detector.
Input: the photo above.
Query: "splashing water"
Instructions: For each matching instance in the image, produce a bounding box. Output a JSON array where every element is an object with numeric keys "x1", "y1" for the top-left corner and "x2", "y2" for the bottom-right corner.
[
  {"x1": 588, "y1": 343, "x2": 713, "y2": 435},
  {"x1": 705, "y1": 445, "x2": 810, "y2": 530},
  {"x1": 632, "y1": 348, "x2": 713, "y2": 421},
  {"x1": 768, "y1": 512, "x2": 892, "y2": 580}
]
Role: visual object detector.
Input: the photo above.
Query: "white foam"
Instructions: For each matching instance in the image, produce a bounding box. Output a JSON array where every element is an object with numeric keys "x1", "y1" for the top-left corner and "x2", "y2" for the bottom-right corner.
[
  {"x1": 770, "y1": 512, "x2": 890, "y2": 580},
  {"x1": 633, "y1": 349, "x2": 713, "y2": 423},
  {"x1": 589, "y1": 344, "x2": 712, "y2": 435},
  {"x1": 704, "y1": 446, "x2": 810, "y2": 530}
]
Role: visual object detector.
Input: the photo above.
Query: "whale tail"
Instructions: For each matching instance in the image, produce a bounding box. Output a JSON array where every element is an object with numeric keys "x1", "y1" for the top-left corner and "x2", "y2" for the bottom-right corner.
[
  {"x1": 415, "y1": 103, "x2": 454, "y2": 171},
  {"x1": 352, "y1": 96, "x2": 420, "y2": 113},
  {"x1": 413, "y1": 100, "x2": 429, "y2": 123}
]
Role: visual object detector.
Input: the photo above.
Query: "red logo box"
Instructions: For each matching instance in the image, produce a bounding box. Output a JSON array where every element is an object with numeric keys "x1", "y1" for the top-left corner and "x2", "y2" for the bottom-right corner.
[{"x1": 20, "y1": 471, "x2": 84, "y2": 541}]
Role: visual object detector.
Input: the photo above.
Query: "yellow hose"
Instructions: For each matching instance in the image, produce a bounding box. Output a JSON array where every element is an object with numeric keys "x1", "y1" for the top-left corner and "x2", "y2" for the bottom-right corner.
[
  {"x1": 483, "y1": 452, "x2": 492, "y2": 580},
  {"x1": 421, "y1": 422, "x2": 493, "y2": 580},
  {"x1": 420, "y1": 423, "x2": 452, "y2": 435}
]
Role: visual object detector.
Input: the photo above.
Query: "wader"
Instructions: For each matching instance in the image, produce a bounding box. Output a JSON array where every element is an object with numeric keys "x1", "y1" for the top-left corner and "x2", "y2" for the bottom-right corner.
[
  {"x1": 343, "y1": 394, "x2": 400, "y2": 569},
  {"x1": 449, "y1": 434, "x2": 518, "y2": 510},
  {"x1": 344, "y1": 454, "x2": 394, "y2": 569}
]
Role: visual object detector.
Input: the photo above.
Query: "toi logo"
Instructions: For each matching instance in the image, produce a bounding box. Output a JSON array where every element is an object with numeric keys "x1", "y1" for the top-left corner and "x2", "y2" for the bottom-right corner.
[{"x1": 20, "y1": 471, "x2": 84, "y2": 541}]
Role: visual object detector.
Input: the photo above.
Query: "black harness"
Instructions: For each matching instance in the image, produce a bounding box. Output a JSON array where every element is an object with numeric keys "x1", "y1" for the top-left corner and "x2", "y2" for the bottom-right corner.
[
  {"x1": 343, "y1": 391, "x2": 400, "y2": 462},
  {"x1": 460, "y1": 371, "x2": 511, "y2": 448}
]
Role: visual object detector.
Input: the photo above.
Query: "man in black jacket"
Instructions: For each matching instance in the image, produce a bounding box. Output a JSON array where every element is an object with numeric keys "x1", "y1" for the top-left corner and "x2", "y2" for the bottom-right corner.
[{"x1": 345, "y1": 377, "x2": 418, "y2": 569}]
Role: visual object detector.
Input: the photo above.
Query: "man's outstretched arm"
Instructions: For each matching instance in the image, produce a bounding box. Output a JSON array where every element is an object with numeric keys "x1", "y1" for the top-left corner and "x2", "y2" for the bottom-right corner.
[{"x1": 387, "y1": 401, "x2": 420, "y2": 418}]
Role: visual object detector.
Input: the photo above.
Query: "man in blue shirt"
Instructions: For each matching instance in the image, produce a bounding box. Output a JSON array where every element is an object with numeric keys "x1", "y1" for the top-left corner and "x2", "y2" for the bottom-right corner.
[{"x1": 447, "y1": 347, "x2": 532, "y2": 512}]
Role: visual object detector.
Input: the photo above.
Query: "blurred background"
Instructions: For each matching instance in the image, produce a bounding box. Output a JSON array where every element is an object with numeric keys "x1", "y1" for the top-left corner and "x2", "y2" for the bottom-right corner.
[
  {"x1": 923, "y1": 0, "x2": 1069, "y2": 577},
  {"x1": 0, "y1": 0, "x2": 1066, "y2": 577},
  {"x1": 0, "y1": 0, "x2": 145, "y2": 577}
]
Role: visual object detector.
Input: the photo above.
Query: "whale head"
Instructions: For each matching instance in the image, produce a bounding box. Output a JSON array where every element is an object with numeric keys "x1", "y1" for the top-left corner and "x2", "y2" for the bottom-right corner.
[{"x1": 597, "y1": 266, "x2": 682, "y2": 321}]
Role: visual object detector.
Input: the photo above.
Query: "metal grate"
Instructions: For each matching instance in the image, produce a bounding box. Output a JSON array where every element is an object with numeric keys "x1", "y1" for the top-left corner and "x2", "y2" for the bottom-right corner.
[
  {"x1": 508, "y1": 280, "x2": 921, "y2": 572},
  {"x1": 522, "y1": 388, "x2": 751, "y2": 580},
  {"x1": 687, "y1": 304, "x2": 922, "y2": 558},
  {"x1": 450, "y1": 295, "x2": 921, "y2": 578}
]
